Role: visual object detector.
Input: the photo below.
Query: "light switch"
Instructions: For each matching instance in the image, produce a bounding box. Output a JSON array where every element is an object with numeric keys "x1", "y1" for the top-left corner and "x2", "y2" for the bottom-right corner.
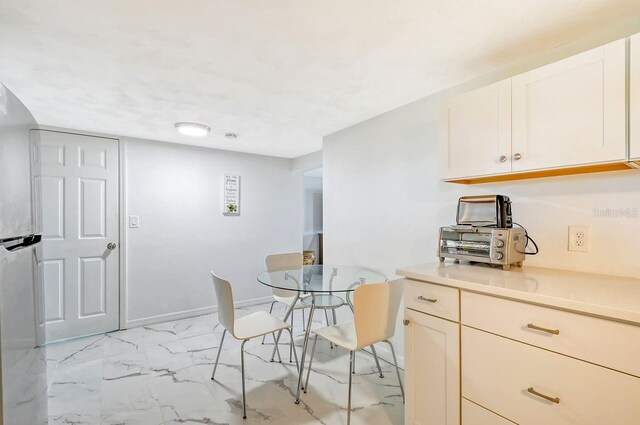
[{"x1": 129, "y1": 215, "x2": 140, "y2": 228}]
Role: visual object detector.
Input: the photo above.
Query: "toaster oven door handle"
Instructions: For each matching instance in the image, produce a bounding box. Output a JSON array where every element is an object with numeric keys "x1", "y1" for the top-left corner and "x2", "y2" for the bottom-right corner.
[{"x1": 417, "y1": 296, "x2": 438, "y2": 303}]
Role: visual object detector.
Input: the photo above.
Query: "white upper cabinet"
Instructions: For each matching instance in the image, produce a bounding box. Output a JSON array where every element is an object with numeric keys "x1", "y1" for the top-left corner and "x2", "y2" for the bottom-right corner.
[
  {"x1": 631, "y1": 34, "x2": 640, "y2": 160},
  {"x1": 440, "y1": 80, "x2": 512, "y2": 179},
  {"x1": 511, "y1": 39, "x2": 627, "y2": 172}
]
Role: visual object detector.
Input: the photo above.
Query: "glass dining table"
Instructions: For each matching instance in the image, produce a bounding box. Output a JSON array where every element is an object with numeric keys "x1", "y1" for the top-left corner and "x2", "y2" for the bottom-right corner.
[{"x1": 256, "y1": 265, "x2": 387, "y2": 403}]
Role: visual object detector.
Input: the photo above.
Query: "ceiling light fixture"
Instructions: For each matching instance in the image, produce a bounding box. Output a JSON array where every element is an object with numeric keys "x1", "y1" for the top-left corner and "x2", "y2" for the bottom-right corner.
[{"x1": 174, "y1": 122, "x2": 211, "y2": 137}]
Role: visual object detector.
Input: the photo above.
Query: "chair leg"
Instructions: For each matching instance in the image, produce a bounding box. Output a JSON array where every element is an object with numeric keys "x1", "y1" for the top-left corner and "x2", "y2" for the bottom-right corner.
[
  {"x1": 272, "y1": 333, "x2": 282, "y2": 363},
  {"x1": 240, "y1": 340, "x2": 248, "y2": 419},
  {"x1": 304, "y1": 334, "x2": 319, "y2": 393},
  {"x1": 370, "y1": 344, "x2": 384, "y2": 378},
  {"x1": 271, "y1": 292, "x2": 300, "y2": 362},
  {"x1": 290, "y1": 312, "x2": 295, "y2": 363},
  {"x1": 347, "y1": 350, "x2": 354, "y2": 425},
  {"x1": 262, "y1": 301, "x2": 277, "y2": 345},
  {"x1": 385, "y1": 340, "x2": 405, "y2": 403},
  {"x1": 286, "y1": 328, "x2": 300, "y2": 370},
  {"x1": 324, "y1": 310, "x2": 334, "y2": 349},
  {"x1": 211, "y1": 329, "x2": 227, "y2": 381}
]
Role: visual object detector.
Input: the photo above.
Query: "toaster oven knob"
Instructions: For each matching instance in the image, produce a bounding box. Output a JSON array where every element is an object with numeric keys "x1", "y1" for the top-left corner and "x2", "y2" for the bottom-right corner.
[
  {"x1": 493, "y1": 252, "x2": 504, "y2": 260},
  {"x1": 494, "y1": 239, "x2": 505, "y2": 248}
]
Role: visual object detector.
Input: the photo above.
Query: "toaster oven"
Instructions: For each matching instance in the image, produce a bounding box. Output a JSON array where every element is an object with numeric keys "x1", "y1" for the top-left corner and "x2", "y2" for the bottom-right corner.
[
  {"x1": 457, "y1": 195, "x2": 512, "y2": 228},
  {"x1": 437, "y1": 226, "x2": 526, "y2": 270}
]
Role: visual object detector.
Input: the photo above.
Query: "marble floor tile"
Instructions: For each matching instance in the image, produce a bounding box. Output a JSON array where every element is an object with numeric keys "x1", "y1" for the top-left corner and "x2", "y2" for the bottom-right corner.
[
  {"x1": 147, "y1": 340, "x2": 194, "y2": 374},
  {"x1": 102, "y1": 348, "x2": 152, "y2": 391},
  {"x1": 47, "y1": 302, "x2": 404, "y2": 425},
  {"x1": 103, "y1": 328, "x2": 145, "y2": 358},
  {"x1": 101, "y1": 378, "x2": 164, "y2": 425},
  {"x1": 47, "y1": 334, "x2": 106, "y2": 368},
  {"x1": 48, "y1": 359, "x2": 103, "y2": 425}
]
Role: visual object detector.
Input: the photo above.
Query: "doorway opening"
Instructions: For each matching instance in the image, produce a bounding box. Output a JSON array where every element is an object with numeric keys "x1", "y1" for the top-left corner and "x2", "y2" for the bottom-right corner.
[{"x1": 303, "y1": 168, "x2": 322, "y2": 265}]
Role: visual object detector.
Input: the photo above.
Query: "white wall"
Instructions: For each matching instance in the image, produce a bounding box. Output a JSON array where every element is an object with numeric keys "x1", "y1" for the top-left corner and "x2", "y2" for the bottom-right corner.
[
  {"x1": 292, "y1": 150, "x2": 322, "y2": 172},
  {"x1": 303, "y1": 176, "x2": 323, "y2": 262},
  {"x1": 124, "y1": 138, "x2": 302, "y2": 326},
  {"x1": 323, "y1": 21, "x2": 640, "y2": 365}
]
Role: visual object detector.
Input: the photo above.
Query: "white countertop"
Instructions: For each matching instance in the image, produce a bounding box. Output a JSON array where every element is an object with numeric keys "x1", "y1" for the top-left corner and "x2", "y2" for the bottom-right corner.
[{"x1": 396, "y1": 262, "x2": 640, "y2": 325}]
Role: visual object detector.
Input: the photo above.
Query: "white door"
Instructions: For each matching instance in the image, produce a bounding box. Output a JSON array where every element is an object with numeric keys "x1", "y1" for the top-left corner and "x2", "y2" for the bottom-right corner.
[
  {"x1": 440, "y1": 79, "x2": 512, "y2": 180},
  {"x1": 511, "y1": 39, "x2": 626, "y2": 172},
  {"x1": 630, "y1": 33, "x2": 640, "y2": 161},
  {"x1": 404, "y1": 308, "x2": 460, "y2": 425},
  {"x1": 38, "y1": 130, "x2": 119, "y2": 342}
]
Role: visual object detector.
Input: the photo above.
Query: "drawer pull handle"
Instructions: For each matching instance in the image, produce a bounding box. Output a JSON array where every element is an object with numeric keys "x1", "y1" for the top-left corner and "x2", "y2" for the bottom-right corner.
[
  {"x1": 527, "y1": 387, "x2": 560, "y2": 404},
  {"x1": 527, "y1": 323, "x2": 560, "y2": 335},
  {"x1": 403, "y1": 319, "x2": 410, "y2": 326},
  {"x1": 417, "y1": 296, "x2": 437, "y2": 303}
]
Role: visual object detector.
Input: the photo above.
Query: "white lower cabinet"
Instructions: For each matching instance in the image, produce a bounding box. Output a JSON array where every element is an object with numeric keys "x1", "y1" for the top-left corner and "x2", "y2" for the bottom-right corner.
[
  {"x1": 404, "y1": 280, "x2": 640, "y2": 425},
  {"x1": 462, "y1": 326, "x2": 640, "y2": 425},
  {"x1": 631, "y1": 33, "x2": 640, "y2": 160},
  {"x1": 462, "y1": 399, "x2": 515, "y2": 425},
  {"x1": 404, "y1": 308, "x2": 460, "y2": 425}
]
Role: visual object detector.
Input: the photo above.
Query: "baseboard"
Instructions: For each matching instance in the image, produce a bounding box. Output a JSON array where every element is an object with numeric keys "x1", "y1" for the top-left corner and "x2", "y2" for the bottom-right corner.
[
  {"x1": 125, "y1": 296, "x2": 273, "y2": 328},
  {"x1": 235, "y1": 296, "x2": 273, "y2": 309}
]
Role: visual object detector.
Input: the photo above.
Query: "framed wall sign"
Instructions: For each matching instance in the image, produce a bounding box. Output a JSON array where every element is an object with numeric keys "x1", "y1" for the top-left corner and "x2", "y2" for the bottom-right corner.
[{"x1": 223, "y1": 174, "x2": 240, "y2": 215}]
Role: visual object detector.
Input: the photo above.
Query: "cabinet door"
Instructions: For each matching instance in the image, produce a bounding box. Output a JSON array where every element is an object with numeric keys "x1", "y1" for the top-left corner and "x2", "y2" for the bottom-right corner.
[
  {"x1": 404, "y1": 308, "x2": 460, "y2": 425},
  {"x1": 511, "y1": 39, "x2": 626, "y2": 172},
  {"x1": 462, "y1": 399, "x2": 515, "y2": 425},
  {"x1": 631, "y1": 33, "x2": 640, "y2": 160},
  {"x1": 440, "y1": 79, "x2": 512, "y2": 179}
]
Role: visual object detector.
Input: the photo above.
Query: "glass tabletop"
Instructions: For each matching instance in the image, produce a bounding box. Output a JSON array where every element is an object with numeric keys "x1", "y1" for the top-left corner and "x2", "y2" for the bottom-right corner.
[{"x1": 256, "y1": 265, "x2": 387, "y2": 293}]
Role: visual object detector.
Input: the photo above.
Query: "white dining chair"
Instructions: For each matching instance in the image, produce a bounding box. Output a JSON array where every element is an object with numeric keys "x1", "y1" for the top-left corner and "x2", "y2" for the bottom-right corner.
[
  {"x1": 262, "y1": 253, "x2": 312, "y2": 357},
  {"x1": 303, "y1": 281, "x2": 404, "y2": 425},
  {"x1": 210, "y1": 272, "x2": 299, "y2": 419}
]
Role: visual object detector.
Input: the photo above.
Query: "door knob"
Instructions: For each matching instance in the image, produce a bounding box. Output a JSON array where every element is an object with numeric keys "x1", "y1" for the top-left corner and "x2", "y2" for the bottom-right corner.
[
  {"x1": 403, "y1": 319, "x2": 410, "y2": 326},
  {"x1": 498, "y1": 155, "x2": 508, "y2": 163},
  {"x1": 513, "y1": 153, "x2": 523, "y2": 160},
  {"x1": 107, "y1": 243, "x2": 117, "y2": 250}
]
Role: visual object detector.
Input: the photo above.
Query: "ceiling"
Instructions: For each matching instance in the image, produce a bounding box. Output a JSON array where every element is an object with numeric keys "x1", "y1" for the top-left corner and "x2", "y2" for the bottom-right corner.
[{"x1": 1, "y1": 1, "x2": 640, "y2": 158}]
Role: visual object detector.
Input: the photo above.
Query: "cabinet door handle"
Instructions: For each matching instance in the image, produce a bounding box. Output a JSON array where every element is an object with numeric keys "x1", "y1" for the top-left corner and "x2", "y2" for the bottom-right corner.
[
  {"x1": 527, "y1": 323, "x2": 560, "y2": 335},
  {"x1": 513, "y1": 153, "x2": 523, "y2": 160},
  {"x1": 403, "y1": 319, "x2": 410, "y2": 326},
  {"x1": 527, "y1": 387, "x2": 560, "y2": 404},
  {"x1": 499, "y1": 155, "x2": 508, "y2": 163},
  {"x1": 417, "y1": 296, "x2": 437, "y2": 303}
]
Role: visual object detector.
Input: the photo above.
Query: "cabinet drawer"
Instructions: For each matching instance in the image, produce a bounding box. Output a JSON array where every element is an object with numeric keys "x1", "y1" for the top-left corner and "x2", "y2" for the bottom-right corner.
[
  {"x1": 462, "y1": 327, "x2": 640, "y2": 425},
  {"x1": 404, "y1": 279, "x2": 459, "y2": 322},
  {"x1": 462, "y1": 399, "x2": 516, "y2": 425},
  {"x1": 461, "y1": 291, "x2": 640, "y2": 376}
]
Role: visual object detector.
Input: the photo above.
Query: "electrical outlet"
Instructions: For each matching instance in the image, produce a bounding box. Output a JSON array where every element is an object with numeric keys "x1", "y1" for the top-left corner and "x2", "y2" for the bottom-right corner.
[{"x1": 568, "y1": 226, "x2": 589, "y2": 252}]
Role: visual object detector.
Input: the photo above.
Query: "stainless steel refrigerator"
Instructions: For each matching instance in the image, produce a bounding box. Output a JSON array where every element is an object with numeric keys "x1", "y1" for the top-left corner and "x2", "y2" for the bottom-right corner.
[{"x1": 0, "y1": 82, "x2": 48, "y2": 425}]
